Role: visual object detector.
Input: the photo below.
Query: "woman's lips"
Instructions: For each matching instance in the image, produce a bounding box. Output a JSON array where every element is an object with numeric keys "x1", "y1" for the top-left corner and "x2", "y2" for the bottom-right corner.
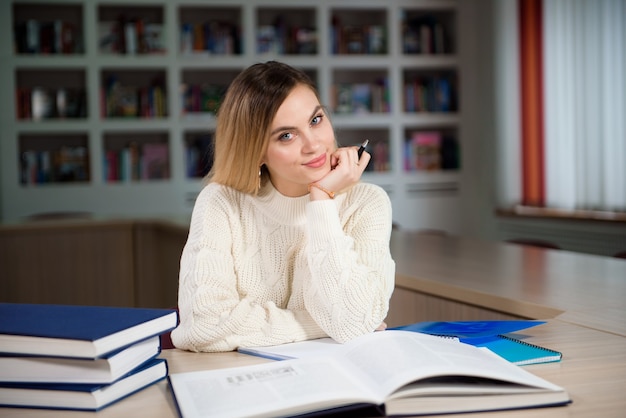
[{"x1": 304, "y1": 154, "x2": 327, "y2": 168}]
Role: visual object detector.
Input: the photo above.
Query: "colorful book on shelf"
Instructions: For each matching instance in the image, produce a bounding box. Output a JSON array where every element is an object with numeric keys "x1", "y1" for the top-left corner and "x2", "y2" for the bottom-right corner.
[
  {"x1": 0, "y1": 303, "x2": 178, "y2": 359},
  {"x1": 391, "y1": 320, "x2": 562, "y2": 366},
  {"x1": 351, "y1": 83, "x2": 372, "y2": 114},
  {"x1": 412, "y1": 130, "x2": 442, "y2": 171},
  {"x1": 0, "y1": 357, "x2": 167, "y2": 411},
  {"x1": 334, "y1": 83, "x2": 353, "y2": 113},
  {"x1": 0, "y1": 336, "x2": 161, "y2": 384},
  {"x1": 141, "y1": 142, "x2": 169, "y2": 180},
  {"x1": 181, "y1": 330, "x2": 570, "y2": 418}
]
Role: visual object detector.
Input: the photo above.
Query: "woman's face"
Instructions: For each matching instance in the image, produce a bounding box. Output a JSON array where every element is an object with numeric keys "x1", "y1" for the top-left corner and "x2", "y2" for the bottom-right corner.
[{"x1": 263, "y1": 84, "x2": 336, "y2": 197}]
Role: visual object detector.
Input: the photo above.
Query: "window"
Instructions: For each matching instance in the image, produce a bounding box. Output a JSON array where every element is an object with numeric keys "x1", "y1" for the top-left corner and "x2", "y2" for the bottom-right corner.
[{"x1": 506, "y1": 0, "x2": 625, "y2": 215}]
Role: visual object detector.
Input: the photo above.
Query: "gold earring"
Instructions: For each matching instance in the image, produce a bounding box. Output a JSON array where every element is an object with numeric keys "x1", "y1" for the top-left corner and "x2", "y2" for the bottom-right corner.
[{"x1": 258, "y1": 167, "x2": 262, "y2": 191}]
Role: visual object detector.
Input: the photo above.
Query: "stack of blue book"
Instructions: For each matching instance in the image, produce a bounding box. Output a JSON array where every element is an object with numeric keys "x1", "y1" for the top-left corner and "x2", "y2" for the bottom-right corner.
[{"x1": 0, "y1": 303, "x2": 178, "y2": 411}]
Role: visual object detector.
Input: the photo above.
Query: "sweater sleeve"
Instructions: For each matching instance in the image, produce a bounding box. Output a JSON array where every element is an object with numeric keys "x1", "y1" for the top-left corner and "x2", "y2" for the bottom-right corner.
[
  {"x1": 304, "y1": 184, "x2": 396, "y2": 343},
  {"x1": 171, "y1": 185, "x2": 327, "y2": 353}
]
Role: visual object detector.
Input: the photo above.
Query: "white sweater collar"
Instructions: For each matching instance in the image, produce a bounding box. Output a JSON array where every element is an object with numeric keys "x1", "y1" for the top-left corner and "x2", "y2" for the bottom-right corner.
[{"x1": 252, "y1": 181, "x2": 311, "y2": 226}]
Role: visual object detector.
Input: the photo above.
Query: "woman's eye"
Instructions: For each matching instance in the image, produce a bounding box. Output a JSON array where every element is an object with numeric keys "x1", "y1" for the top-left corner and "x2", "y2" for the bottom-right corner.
[
  {"x1": 311, "y1": 114, "x2": 324, "y2": 126},
  {"x1": 279, "y1": 132, "x2": 293, "y2": 141}
]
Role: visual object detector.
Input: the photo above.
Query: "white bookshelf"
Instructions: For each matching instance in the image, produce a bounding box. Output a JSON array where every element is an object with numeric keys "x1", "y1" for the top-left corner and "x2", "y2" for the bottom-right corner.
[{"x1": 1, "y1": 0, "x2": 464, "y2": 231}]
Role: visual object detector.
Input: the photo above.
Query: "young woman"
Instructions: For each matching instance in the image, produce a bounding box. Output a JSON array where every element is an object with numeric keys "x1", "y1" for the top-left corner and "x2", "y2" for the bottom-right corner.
[{"x1": 171, "y1": 61, "x2": 395, "y2": 352}]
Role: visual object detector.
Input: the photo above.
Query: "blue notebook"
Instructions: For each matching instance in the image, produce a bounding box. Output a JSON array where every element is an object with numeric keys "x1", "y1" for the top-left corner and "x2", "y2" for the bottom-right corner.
[
  {"x1": 463, "y1": 334, "x2": 562, "y2": 366},
  {"x1": 391, "y1": 320, "x2": 562, "y2": 366},
  {"x1": 0, "y1": 303, "x2": 178, "y2": 359}
]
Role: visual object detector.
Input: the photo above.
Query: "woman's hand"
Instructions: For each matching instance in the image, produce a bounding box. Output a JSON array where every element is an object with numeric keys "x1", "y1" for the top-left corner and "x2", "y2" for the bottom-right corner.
[{"x1": 309, "y1": 145, "x2": 371, "y2": 200}]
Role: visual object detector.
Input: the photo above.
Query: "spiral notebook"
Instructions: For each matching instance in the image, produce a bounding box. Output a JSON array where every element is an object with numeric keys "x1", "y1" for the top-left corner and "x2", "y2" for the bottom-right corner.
[
  {"x1": 462, "y1": 334, "x2": 562, "y2": 366},
  {"x1": 390, "y1": 321, "x2": 562, "y2": 366}
]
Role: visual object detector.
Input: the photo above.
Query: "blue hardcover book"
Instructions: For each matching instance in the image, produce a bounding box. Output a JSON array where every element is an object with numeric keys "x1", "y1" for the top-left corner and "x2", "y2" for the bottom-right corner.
[
  {"x1": 391, "y1": 320, "x2": 562, "y2": 366},
  {"x1": 0, "y1": 357, "x2": 168, "y2": 411},
  {"x1": 0, "y1": 336, "x2": 161, "y2": 384},
  {"x1": 0, "y1": 303, "x2": 178, "y2": 359}
]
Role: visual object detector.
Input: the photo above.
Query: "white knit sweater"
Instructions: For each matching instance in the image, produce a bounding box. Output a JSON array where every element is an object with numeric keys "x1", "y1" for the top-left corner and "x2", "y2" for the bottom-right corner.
[{"x1": 171, "y1": 180, "x2": 396, "y2": 352}]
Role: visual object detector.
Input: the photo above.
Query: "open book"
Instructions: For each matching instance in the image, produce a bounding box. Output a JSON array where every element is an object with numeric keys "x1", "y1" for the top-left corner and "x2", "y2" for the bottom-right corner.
[{"x1": 169, "y1": 330, "x2": 571, "y2": 418}]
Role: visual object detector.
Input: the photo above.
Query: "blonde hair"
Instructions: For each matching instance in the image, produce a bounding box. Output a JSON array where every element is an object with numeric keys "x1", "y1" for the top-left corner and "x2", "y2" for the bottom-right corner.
[{"x1": 208, "y1": 61, "x2": 319, "y2": 194}]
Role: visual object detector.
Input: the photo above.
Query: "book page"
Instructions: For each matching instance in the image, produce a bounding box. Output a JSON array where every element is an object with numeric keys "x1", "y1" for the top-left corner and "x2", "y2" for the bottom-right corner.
[
  {"x1": 236, "y1": 331, "x2": 564, "y2": 405},
  {"x1": 334, "y1": 331, "x2": 563, "y2": 399},
  {"x1": 238, "y1": 337, "x2": 340, "y2": 360},
  {"x1": 169, "y1": 358, "x2": 377, "y2": 418}
]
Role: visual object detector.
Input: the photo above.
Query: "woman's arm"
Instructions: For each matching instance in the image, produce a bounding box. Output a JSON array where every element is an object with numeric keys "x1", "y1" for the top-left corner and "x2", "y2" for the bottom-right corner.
[
  {"x1": 304, "y1": 184, "x2": 396, "y2": 343},
  {"x1": 171, "y1": 185, "x2": 327, "y2": 352}
]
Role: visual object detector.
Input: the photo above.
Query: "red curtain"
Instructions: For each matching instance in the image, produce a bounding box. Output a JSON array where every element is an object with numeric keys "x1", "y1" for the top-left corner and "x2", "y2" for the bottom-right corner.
[{"x1": 519, "y1": 0, "x2": 545, "y2": 206}]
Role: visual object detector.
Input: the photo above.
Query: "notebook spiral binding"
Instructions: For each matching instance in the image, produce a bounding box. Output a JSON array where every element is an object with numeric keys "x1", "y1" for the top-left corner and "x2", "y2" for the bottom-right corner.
[{"x1": 498, "y1": 334, "x2": 562, "y2": 357}]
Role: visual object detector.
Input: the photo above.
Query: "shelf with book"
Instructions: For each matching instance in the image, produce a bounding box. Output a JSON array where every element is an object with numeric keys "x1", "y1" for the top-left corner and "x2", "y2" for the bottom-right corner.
[
  {"x1": 331, "y1": 68, "x2": 390, "y2": 114},
  {"x1": 256, "y1": 7, "x2": 317, "y2": 55},
  {"x1": 330, "y1": 7, "x2": 387, "y2": 55},
  {"x1": 180, "y1": 68, "x2": 239, "y2": 117},
  {"x1": 2, "y1": 0, "x2": 467, "y2": 232},
  {"x1": 403, "y1": 127, "x2": 460, "y2": 173},
  {"x1": 400, "y1": 7, "x2": 457, "y2": 55},
  {"x1": 19, "y1": 132, "x2": 90, "y2": 185},
  {"x1": 179, "y1": 6, "x2": 242, "y2": 56},
  {"x1": 12, "y1": 2, "x2": 84, "y2": 55},
  {"x1": 403, "y1": 68, "x2": 457, "y2": 113},
  {"x1": 103, "y1": 131, "x2": 170, "y2": 183},
  {"x1": 15, "y1": 68, "x2": 88, "y2": 120},
  {"x1": 101, "y1": 68, "x2": 168, "y2": 119},
  {"x1": 97, "y1": 5, "x2": 166, "y2": 55}
]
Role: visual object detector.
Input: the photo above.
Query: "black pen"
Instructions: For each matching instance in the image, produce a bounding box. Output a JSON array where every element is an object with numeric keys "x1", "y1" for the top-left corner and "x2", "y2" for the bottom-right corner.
[{"x1": 357, "y1": 139, "x2": 369, "y2": 159}]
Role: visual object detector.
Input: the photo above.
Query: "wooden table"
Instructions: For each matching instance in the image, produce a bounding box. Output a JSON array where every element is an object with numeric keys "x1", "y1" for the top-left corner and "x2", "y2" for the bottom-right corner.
[
  {"x1": 387, "y1": 231, "x2": 626, "y2": 336},
  {"x1": 2, "y1": 231, "x2": 625, "y2": 417}
]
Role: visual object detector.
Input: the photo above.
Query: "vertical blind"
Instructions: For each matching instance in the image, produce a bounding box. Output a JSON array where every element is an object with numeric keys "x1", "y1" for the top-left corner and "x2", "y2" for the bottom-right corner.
[{"x1": 523, "y1": 0, "x2": 626, "y2": 212}]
